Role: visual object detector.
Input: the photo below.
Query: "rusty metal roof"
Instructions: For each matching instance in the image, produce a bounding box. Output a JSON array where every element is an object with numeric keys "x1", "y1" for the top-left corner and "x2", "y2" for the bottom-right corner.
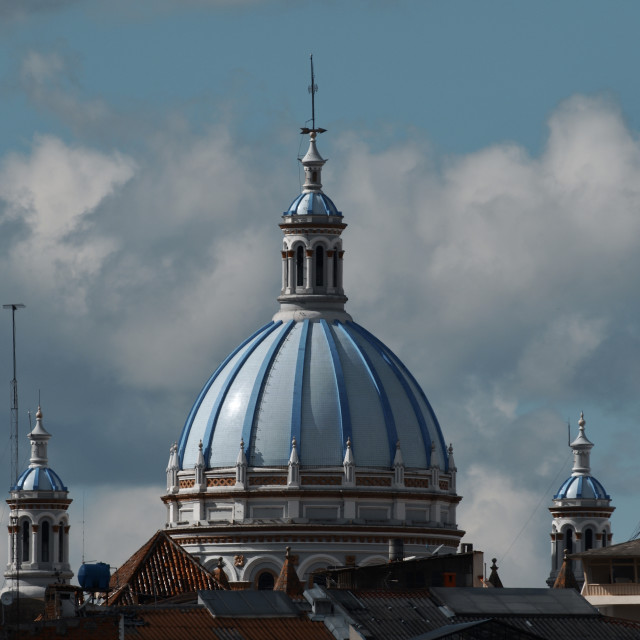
[{"x1": 109, "y1": 530, "x2": 225, "y2": 605}]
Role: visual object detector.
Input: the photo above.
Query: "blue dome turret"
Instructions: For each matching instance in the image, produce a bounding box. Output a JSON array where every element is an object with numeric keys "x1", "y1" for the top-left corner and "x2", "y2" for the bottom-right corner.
[
  {"x1": 553, "y1": 411, "x2": 609, "y2": 502},
  {"x1": 12, "y1": 406, "x2": 67, "y2": 492}
]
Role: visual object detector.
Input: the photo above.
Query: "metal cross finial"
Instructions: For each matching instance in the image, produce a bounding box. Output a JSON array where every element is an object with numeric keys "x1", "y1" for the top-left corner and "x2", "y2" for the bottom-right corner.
[{"x1": 301, "y1": 54, "x2": 327, "y2": 136}]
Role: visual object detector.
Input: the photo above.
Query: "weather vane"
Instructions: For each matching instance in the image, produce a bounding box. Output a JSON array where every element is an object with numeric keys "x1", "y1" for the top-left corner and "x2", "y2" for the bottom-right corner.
[{"x1": 301, "y1": 54, "x2": 326, "y2": 136}]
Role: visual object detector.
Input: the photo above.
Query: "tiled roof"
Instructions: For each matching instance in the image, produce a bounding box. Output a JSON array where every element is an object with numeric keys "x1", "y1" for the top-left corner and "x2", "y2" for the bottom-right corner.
[
  {"x1": 117, "y1": 606, "x2": 335, "y2": 640},
  {"x1": 109, "y1": 530, "x2": 225, "y2": 605},
  {"x1": 7, "y1": 616, "x2": 120, "y2": 639}
]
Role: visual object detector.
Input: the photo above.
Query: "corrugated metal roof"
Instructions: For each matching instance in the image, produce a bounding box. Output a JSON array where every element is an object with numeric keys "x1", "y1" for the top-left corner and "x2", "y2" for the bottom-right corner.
[
  {"x1": 573, "y1": 538, "x2": 640, "y2": 558},
  {"x1": 323, "y1": 588, "x2": 640, "y2": 640},
  {"x1": 109, "y1": 530, "x2": 224, "y2": 605}
]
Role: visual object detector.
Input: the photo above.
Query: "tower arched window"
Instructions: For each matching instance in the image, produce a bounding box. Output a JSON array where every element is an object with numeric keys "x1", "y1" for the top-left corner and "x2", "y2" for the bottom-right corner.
[
  {"x1": 565, "y1": 528, "x2": 573, "y2": 555},
  {"x1": 585, "y1": 528, "x2": 594, "y2": 550},
  {"x1": 333, "y1": 250, "x2": 338, "y2": 288},
  {"x1": 296, "y1": 246, "x2": 304, "y2": 287},
  {"x1": 315, "y1": 246, "x2": 324, "y2": 287},
  {"x1": 58, "y1": 525, "x2": 64, "y2": 562},
  {"x1": 602, "y1": 530, "x2": 607, "y2": 548},
  {"x1": 41, "y1": 521, "x2": 50, "y2": 563},
  {"x1": 21, "y1": 521, "x2": 30, "y2": 563}
]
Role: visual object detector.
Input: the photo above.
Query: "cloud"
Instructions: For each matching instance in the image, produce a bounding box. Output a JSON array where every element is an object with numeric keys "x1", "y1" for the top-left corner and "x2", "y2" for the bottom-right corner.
[{"x1": 0, "y1": 93, "x2": 638, "y2": 588}]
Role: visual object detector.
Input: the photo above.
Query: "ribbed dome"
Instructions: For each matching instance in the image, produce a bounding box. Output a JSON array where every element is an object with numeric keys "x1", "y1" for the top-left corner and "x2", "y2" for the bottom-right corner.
[
  {"x1": 177, "y1": 318, "x2": 448, "y2": 472},
  {"x1": 286, "y1": 192, "x2": 341, "y2": 216},
  {"x1": 13, "y1": 466, "x2": 67, "y2": 492},
  {"x1": 554, "y1": 475, "x2": 609, "y2": 500}
]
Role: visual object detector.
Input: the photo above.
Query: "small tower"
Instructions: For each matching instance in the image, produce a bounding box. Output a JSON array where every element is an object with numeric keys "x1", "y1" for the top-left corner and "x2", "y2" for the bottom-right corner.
[
  {"x1": 3, "y1": 407, "x2": 73, "y2": 599},
  {"x1": 547, "y1": 412, "x2": 614, "y2": 588}
]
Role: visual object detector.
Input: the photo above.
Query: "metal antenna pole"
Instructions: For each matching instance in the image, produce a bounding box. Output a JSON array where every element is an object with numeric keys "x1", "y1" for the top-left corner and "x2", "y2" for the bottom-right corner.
[
  {"x1": 3, "y1": 303, "x2": 24, "y2": 632},
  {"x1": 3, "y1": 304, "x2": 25, "y2": 487},
  {"x1": 308, "y1": 54, "x2": 318, "y2": 130}
]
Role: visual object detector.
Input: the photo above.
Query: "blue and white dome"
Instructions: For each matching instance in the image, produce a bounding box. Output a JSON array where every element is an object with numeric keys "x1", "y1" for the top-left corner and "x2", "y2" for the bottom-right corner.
[
  {"x1": 554, "y1": 475, "x2": 609, "y2": 500},
  {"x1": 13, "y1": 466, "x2": 67, "y2": 492},
  {"x1": 178, "y1": 319, "x2": 448, "y2": 472},
  {"x1": 286, "y1": 192, "x2": 341, "y2": 217}
]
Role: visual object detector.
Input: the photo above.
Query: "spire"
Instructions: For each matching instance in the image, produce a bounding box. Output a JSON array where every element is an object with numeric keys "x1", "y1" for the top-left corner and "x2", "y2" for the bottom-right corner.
[
  {"x1": 213, "y1": 557, "x2": 231, "y2": 590},
  {"x1": 448, "y1": 443, "x2": 457, "y2": 492},
  {"x1": 194, "y1": 440, "x2": 205, "y2": 489},
  {"x1": 288, "y1": 437, "x2": 300, "y2": 487},
  {"x1": 236, "y1": 438, "x2": 247, "y2": 488},
  {"x1": 393, "y1": 441, "x2": 404, "y2": 487},
  {"x1": 274, "y1": 546, "x2": 304, "y2": 597},
  {"x1": 166, "y1": 442, "x2": 179, "y2": 494},
  {"x1": 343, "y1": 437, "x2": 355, "y2": 486},
  {"x1": 28, "y1": 405, "x2": 51, "y2": 467},
  {"x1": 553, "y1": 550, "x2": 580, "y2": 590},
  {"x1": 275, "y1": 56, "x2": 349, "y2": 324},
  {"x1": 487, "y1": 558, "x2": 504, "y2": 588},
  {"x1": 570, "y1": 412, "x2": 594, "y2": 476}
]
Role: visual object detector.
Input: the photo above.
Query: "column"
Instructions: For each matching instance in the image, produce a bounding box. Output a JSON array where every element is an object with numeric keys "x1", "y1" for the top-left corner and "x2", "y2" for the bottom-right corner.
[
  {"x1": 287, "y1": 251, "x2": 294, "y2": 292},
  {"x1": 281, "y1": 251, "x2": 288, "y2": 292},
  {"x1": 305, "y1": 250, "x2": 313, "y2": 291},
  {"x1": 31, "y1": 524, "x2": 39, "y2": 565}
]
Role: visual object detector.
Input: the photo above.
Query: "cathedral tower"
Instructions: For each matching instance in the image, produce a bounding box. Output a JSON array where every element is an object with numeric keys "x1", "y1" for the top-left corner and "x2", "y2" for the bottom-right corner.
[
  {"x1": 547, "y1": 412, "x2": 613, "y2": 588},
  {"x1": 3, "y1": 407, "x2": 73, "y2": 599}
]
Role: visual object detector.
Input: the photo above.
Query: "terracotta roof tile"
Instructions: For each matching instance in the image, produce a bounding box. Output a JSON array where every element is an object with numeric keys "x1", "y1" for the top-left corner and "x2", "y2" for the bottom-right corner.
[
  {"x1": 109, "y1": 530, "x2": 225, "y2": 605},
  {"x1": 274, "y1": 547, "x2": 304, "y2": 597}
]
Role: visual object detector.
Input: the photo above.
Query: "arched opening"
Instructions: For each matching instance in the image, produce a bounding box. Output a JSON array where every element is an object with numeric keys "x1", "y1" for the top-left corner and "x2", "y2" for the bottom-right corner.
[
  {"x1": 312, "y1": 171, "x2": 318, "y2": 183},
  {"x1": 58, "y1": 525, "x2": 64, "y2": 562},
  {"x1": 315, "y1": 246, "x2": 324, "y2": 287},
  {"x1": 41, "y1": 521, "x2": 50, "y2": 563},
  {"x1": 565, "y1": 528, "x2": 573, "y2": 555},
  {"x1": 333, "y1": 250, "x2": 338, "y2": 288},
  {"x1": 602, "y1": 530, "x2": 607, "y2": 548},
  {"x1": 296, "y1": 246, "x2": 304, "y2": 287},
  {"x1": 21, "y1": 521, "x2": 30, "y2": 563},
  {"x1": 256, "y1": 571, "x2": 275, "y2": 591},
  {"x1": 585, "y1": 528, "x2": 594, "y2": 550}
]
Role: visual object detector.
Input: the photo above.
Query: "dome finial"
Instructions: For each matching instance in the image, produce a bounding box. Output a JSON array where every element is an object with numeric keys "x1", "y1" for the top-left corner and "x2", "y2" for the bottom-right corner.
[{"x1": 579, "y1": 411, "x2": 585, "y2": 430}]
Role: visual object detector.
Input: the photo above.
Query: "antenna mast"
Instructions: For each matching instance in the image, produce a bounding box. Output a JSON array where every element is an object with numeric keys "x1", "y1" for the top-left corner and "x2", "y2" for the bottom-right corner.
[
  {"x1": 3, "y1": 303, "x2": 25, "y2": 487},
  {"x1": 301, "y1": 54, "x2": 326, "y2": 136}
]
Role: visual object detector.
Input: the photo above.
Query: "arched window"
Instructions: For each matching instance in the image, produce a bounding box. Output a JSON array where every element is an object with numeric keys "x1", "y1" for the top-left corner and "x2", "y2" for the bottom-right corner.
[
  {"x1": 257, "y1": 571, "x2": 275, "y2": 590},
  {"x1": 565, "y1": 528, "x2": 573, "y2": 555},
  {"x1": 296, "y1": 246, "x2": 304, "y2": 287},
  {"x1": 41, "y1": 521, "x2": 50, "y2": 563},
  {"x1": 602, "y1": 530, "x2": 607, "y2": 548},
  {"x1": 315, "y1": 246, "x2": 324, "y2": 287},
  {"x1": 333, "y1": 250, "x2": 338, "y2": 288},
  {"x1": 585, "y1": 528, "x2": 594, "y2": 550},
  {"x1": 21, "y1": 521, "x2": 30, "y2": 563},
  {"x1": 58, "y1": 525, "x2": 64, "y2": 563}
]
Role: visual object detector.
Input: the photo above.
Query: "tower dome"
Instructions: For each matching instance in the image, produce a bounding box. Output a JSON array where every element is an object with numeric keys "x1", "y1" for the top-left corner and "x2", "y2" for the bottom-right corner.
[{"x1": 164, "y1": 78, "x2": 461, "y2": 588}]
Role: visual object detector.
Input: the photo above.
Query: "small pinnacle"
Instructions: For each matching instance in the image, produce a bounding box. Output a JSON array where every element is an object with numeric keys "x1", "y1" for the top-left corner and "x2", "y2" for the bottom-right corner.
[
  {"x1": 36, "y1": 406, "x2": 42, "y2": 420},
  {"x1": 579, "y1": 411, "x2": 585, "y2": 429}
]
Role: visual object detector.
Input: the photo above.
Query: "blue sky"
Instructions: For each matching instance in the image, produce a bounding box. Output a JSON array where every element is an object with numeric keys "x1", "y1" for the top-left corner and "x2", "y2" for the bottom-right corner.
[{"x1": 1, "y1": 0, "x2": 640, "y2": 588}]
